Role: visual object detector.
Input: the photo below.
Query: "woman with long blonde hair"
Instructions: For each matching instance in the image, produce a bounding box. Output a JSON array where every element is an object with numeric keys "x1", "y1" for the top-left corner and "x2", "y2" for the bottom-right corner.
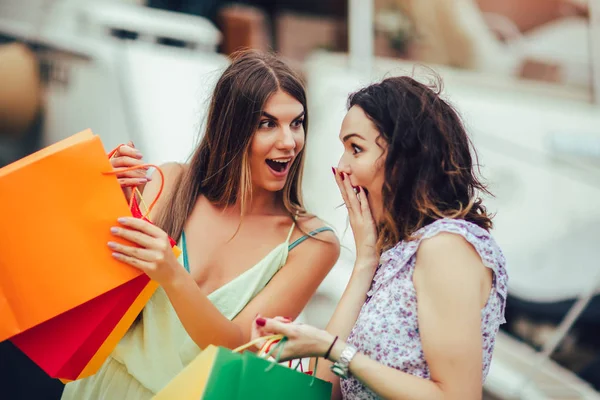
[{"x1": 62, "y1": 49, "x2": 339, "y2": 399}]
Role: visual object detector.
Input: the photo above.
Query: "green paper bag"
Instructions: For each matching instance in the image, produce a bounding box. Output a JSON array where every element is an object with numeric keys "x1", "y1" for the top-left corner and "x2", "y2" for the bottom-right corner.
[
  {"x1": 236, "y1": 351, "x2": 332, "y2": 399},
  {"x1": 153, "y1": 339, "x2": 332, "y2": 399}
]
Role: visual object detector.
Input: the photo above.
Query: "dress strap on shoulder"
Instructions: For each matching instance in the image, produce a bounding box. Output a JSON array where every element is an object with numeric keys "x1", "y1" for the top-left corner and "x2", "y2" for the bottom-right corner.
[
  {"x1": 181, "y1": 231, "x2": 190, "y2": 273},
  {"x1": 288, "y1": 226, "x2": 334, "y2": 252}
]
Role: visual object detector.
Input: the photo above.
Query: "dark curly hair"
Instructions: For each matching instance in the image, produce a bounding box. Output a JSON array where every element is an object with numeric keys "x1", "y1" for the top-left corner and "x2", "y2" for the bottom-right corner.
[{"x1": 347, "y1": 74, "x2": 492, "y2": 252}]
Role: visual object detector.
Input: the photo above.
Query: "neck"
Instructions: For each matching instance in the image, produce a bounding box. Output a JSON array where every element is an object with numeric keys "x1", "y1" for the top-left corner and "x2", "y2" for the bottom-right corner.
[{"x1": 234, "y1": 187, "x2": 283, "y2": 216}]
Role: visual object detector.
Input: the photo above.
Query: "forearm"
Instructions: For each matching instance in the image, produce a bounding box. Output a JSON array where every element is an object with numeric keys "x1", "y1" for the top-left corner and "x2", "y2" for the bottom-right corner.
[
  {"x1": 162, "y1": 270, "x2": 243, "y2": 349},
  {"x1": 325, "y1": 265, "x2": 373, "y2": 338},
  {"x1": 317, "y1": 263, "x2": 375, "y2": 393},
  {"x1": 328, "y1": 342, "x2": 445, "y2": 400}
]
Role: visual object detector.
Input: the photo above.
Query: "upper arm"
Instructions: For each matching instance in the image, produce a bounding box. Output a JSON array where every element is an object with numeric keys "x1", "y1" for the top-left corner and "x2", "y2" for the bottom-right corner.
[
  {"x1": 413, "y1": 233, "x2": 486, "y2": 399},
  {"x1": 233, "y1": 218, "x2": 340, "y2": 340},
  {"x1": 141, "y1": 162, "x2": 184, "y2": 221}
]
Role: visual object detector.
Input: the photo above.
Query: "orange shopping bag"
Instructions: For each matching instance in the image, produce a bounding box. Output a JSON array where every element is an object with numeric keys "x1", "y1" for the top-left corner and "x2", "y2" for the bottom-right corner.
[
  {"x1": 58, "y1": 187, "x2": 181, "y2": 382},
  {"x1": 0, "y1": 130, "x2": 169, "y2": 380},
  {"x1": 0, "y1": 129, "x2": 141, "y2": 340}
]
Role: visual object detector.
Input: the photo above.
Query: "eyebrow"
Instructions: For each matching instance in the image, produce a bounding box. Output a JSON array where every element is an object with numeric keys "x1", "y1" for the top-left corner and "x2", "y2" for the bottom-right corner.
[
  {"x1": 342, "y1": 133, "x2": 366, "y2": 142},
  {"x1": 261, "y1": 111, "x2": 305, "y2": 121}
]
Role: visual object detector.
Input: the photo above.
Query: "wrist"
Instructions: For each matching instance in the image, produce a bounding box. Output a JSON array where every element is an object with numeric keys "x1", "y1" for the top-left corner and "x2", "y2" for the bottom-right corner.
[
  {"x1": 327, "y1": 339, "x2": 347, "y2": 362},
  {"x1": 353, "y1": 257, "x2": 379, "y2": 272},
  {"x1": 161, "y1": 262, "x2": 188, "y2": 290},
  {"x1": 350, "y1": 263, "x2": 377, "y2": 282},
  {"x1": 316, "y1": 330, "x2": 336, "y2": 358}
]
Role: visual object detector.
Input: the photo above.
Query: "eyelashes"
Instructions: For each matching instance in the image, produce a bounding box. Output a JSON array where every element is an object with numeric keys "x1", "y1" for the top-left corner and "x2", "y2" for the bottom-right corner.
[
  {"x1": 258, "y1": 120, "x2": 276, "y2": 129},
  {"x1": 351, "y1": 144, "x2": 363, "y2": 155}
]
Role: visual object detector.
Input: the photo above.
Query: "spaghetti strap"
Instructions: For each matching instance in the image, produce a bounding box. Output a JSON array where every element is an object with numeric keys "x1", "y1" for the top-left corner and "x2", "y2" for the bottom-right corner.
[
  {"x1": 181, "y1": 231, "x2": 190, "y2": 273},
  {"x1": 288, "y1": 226, "x2": 334, "y2": 251}
]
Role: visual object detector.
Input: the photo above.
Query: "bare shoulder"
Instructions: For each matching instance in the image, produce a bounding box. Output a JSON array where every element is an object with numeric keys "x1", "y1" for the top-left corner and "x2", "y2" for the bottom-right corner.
[
  {"x1": 292, "y1": 214, "x2": 340, "y2": 258},
  {"x1": 417, "y1": 232, "x2": 481, "y2": 267},
  {"x1": 414, "y1": 232, "x2": 487, "y2": 289},
  {"x1": 154, "y1": 162, "x2": 187, "y2": 182},
  {"x1": 142, "y1": 162, "x2": 187, "y2": 216}
]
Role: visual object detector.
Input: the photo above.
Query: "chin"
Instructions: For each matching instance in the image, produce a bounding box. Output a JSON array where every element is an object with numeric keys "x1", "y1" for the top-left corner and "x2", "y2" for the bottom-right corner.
[{"x1": 261, "y1": 181, "x2": 286, "y2": 193}]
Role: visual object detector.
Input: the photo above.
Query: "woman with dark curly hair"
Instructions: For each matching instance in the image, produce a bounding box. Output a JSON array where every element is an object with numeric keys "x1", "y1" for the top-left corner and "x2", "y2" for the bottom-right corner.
[{"x1": 252, "y1": 75, "x2": 508, "y2": 400}]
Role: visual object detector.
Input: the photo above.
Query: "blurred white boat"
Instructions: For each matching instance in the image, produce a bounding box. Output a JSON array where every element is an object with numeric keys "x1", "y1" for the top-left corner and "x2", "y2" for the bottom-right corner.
[{"x1": 2, "y1": 1, "x2": 600, "y2": 397}]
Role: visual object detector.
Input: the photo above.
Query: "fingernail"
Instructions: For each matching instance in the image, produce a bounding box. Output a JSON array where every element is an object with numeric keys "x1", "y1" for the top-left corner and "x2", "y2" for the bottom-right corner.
[
  {"x1": 339, "y1": 172, "x2": 345, "y2": 181},
  {"x1": 110, "y1": 227, "x2": 119, "y2": 234},
  {"x1": 356, "y1": 186, "x2": 361, "y2": 193},
  {"x1": 107, "y1": 241, "x2": 118, "y2": 249},
  {"x1": 135, "y1": 150, "x2": 143, "y2": 157},
  {"x1": 117, "y1": 217, "x2": 128, "y2": 224},
  {"x1": 138, "y1": 178, "x2": 148, "y2": 184},
  {"x1": 284, "y1": 316, "x2": 293, "y2": 321},
  {"x1": 256, "y1": 317, "x2": 266, "y2": 327},
  {"x1": 331, "y1": 167, "x2": 336, "y2": 175}
]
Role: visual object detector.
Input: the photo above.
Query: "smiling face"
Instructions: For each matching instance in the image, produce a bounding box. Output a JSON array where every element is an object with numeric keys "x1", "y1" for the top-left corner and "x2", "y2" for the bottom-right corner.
[
  {"x1": 338, "y1": 105, "x2": 387, "y2": 222},
  {"x1": 249, "y1": 89, "x2": 306, "y2": 193}
]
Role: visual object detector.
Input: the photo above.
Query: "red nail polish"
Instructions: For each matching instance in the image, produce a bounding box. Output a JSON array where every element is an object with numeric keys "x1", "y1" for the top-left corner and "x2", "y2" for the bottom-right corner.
[
  {"x1": 339, "y1": 172, "x2": 345, "y2": 181},
  {"x1": 284, "y1": 316, "x2": 293, "y2": 320},
  {"x1": 256, "y1": 317, "x2": 266, "y2": 327},
  {"x1": 331, "y1": 167, "x2": 336, "y2": 175},
  {"x1": 356, "y1": 186, "x2": 361, "y2": 193}
]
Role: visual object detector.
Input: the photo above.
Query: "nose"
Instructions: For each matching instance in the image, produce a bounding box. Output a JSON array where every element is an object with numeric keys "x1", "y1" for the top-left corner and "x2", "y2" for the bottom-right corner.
[
  {"x1": 337, "y1": 154, "x2": 351, "y2": 175},
  {"x1": 278, "y1": 127, "x2": 296, "y2": 151}
]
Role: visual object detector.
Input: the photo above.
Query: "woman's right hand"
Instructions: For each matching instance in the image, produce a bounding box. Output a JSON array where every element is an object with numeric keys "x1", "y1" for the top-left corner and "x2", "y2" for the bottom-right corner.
[{"x1": 109, "y1": 141, "x2": 150, "y2": 201}]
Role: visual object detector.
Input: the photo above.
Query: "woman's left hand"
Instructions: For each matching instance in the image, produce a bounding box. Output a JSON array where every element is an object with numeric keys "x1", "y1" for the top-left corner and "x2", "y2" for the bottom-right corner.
[
  {"x1": 108, "y1": 217, "x2": 183, "y2": 286},
  {"x1": 251, "y1": 316, "x2": 336, "y2": 361}
]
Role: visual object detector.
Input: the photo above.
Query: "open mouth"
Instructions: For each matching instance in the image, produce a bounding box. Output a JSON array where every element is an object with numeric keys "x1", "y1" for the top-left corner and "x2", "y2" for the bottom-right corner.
[{"x1": 266, "y1": 158, "x2": 291, "y2": 175}]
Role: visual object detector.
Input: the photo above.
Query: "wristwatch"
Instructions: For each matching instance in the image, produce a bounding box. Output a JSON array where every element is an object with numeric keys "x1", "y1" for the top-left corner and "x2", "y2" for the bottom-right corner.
[{"x1": 330, "y1": 345, "x2": 357, "y2": 379}]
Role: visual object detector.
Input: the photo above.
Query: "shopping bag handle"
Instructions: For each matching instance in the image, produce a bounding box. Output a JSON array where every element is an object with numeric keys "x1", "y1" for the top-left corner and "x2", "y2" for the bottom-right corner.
[
  {"x1": 232, "y1": 334, "x2": 284, "y2": 354},
  {"x1": 260, "y1": 336, "x2": 305, "y2": 371},
  {"x1": 104, "y1": 144, "x2": 164, "y2": 220},
  {"x1": 264, "y1": 337, "x2": 320, "y2": 387},
  {"x1": 233, "y1": 335, "x2": 319, "y2": 387}
]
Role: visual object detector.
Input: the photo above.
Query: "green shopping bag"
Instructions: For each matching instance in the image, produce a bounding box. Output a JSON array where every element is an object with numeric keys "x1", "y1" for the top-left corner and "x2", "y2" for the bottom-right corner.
[
  {"x1": 236, "y1": 350, "x2": 332, "y2": 399},
  {"x1": 153, "y1": 335, "x2": 332, "y2": 400}
]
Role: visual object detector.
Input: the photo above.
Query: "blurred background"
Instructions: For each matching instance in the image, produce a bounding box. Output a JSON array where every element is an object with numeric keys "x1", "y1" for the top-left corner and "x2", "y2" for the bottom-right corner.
[{"x1": 0, "y1": 0, "x2": 599, "y2": 398}]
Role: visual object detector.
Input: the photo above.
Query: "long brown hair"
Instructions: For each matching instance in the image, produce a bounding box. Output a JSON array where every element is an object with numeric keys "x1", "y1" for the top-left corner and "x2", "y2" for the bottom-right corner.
[
  {"x1": 347, "y1": 74, "x2": 492, "y2": 252},
  {"x1": 155, "y1": 49, "x2": 309, "y2": 240}
]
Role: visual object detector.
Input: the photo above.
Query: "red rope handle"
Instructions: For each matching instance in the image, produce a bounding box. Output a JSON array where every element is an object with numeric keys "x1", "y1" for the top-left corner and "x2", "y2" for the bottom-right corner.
[
  {"x1": 104, "y1": 144, "x2": 164, "y2": 219},
  {"x1": 106, "y1": 145, "x2": 122, "y2": 159}
]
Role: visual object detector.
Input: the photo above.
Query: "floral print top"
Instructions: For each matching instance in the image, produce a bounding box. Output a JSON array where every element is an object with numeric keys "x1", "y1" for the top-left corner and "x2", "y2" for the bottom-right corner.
[{"x1": 341, "y1": 219, "x2": 508, "y2": 399}]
